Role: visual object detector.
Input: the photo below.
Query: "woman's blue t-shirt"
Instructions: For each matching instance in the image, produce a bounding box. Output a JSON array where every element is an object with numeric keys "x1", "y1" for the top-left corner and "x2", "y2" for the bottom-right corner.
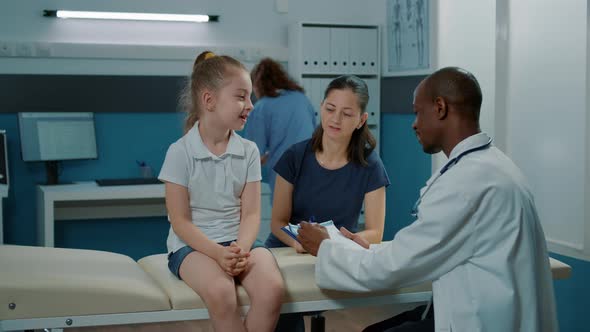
[{"x1": 265, "y1": 139, "x2": 391, "y2": 248}]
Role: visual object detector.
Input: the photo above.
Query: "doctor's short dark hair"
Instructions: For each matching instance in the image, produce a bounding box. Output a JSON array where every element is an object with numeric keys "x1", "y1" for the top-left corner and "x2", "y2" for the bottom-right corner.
[
  {"x1": 424, "y1": 66, "x2": 483, "y2": 121},
  {"x1": 311, "y1": 75, "x2": 376, "y2": 167}
]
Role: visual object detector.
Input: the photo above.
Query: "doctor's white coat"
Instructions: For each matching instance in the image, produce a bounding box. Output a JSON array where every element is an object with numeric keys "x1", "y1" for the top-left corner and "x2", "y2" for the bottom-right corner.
[{"x1": 315, "y1": 133, "x2": 558, "y2": 332}]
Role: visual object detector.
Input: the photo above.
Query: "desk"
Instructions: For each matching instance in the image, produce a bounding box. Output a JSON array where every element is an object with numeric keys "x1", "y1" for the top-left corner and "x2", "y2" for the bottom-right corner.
[
  {"x1": 37, "y1": 182, "x2": 166, "y2": 247},
  {"x1": 37, "y1": 182, "x2": 272, "y2": 247}
]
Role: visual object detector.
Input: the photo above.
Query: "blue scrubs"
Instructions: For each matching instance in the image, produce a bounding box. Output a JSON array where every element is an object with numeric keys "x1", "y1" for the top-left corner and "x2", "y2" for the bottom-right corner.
[{"x1": 244, "y1": 90, "x2": 316, "y2": 198}]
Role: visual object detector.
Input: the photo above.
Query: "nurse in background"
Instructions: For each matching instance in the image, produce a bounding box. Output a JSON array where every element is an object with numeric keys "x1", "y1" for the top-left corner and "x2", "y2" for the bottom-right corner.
[
  {"x1": 298, "y1": 67, "x2": 558, "y2": 332},
  {"x1": 244, "y1": 58, "x2": 316, "y2": 199}
]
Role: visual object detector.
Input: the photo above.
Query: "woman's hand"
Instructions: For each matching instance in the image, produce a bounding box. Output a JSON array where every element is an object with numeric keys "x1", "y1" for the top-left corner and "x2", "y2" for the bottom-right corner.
[
  {"x1": 340, "y1": 227, "x2": 370, "y2": 249},
  {"x1": 216, "y1": 242, "x2": 250, "y2": 276}
]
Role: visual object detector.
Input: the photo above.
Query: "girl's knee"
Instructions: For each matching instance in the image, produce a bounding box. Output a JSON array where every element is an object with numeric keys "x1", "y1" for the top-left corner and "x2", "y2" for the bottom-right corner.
[
  {"x1": 201, "y1": 280, "x2": 238, "y2": 313},
  {"x1": 270, "y1": 274, "x2": 286, "y2": 296},
  {"x1": 253, "y1": 276, "x2": 285, "y2": 306}
]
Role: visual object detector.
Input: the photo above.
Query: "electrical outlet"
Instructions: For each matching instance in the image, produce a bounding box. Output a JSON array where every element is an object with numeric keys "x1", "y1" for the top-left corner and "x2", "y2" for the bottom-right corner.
[
  {"x1": 35, "y1": 42, "x2": 52, "y2": 57},
  {"x1": 245, "y1": 48, "x2": 264, "y2": 62},
  {"x1": 276, "y1": 0, "x2": 288, "y2": 13},
  {"x1": 0, "y1": 42, "x2": 15, "y2": 57},
  {"x1": 252, "y1": 48, "x2": 264, "y2": 60},
  {"x1": 15, "y1": 42, "x2": 34, "y2": 57}
]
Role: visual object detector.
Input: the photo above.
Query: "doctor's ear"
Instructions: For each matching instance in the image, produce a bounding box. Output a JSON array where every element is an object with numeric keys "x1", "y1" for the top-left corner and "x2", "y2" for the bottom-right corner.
[{"x1": 434, "y1": 96, "x2": 448, "y2": 120}]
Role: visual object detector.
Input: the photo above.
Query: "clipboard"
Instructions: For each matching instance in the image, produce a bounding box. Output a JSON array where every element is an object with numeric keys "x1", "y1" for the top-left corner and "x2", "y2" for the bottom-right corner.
[{"x1": 281, "y1": 220, "x2": 359, "y2": 247}]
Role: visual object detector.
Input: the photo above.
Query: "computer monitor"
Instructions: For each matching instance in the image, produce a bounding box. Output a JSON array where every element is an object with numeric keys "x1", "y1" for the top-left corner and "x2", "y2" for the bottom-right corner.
[{"x1": 18, "y1": 112, "x2": 98, "y2": 185}]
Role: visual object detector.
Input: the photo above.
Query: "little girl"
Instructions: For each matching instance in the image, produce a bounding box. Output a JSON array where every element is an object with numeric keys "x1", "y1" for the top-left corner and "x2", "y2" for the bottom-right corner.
[{"x1": 159, "y1": 51, "x2": 284, "y2": 332}]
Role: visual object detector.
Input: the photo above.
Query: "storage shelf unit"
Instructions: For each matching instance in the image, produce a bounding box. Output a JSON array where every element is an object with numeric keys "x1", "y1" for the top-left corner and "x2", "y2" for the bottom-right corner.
[{"x1": 288, "y1": 22, "x2": 382, "y2": 226}]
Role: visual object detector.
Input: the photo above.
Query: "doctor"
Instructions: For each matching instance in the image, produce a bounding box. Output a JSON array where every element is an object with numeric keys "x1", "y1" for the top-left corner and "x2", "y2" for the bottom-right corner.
[{"x1": 298, "y1": 67, "x2": 558, "y2": 331}]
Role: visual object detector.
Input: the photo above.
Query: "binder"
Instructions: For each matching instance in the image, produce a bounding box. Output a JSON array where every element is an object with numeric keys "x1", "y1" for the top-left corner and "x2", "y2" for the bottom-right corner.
[
  {"x1": 312, "y1": 78, "x2": 326, "y2": 122},
  {"x1": 0, "y1": 130, "x2": 8, "y2": 188},
  {"x1": 348, "y1": 29, "x2": 364, "y2": 75},
  {"x1": 302, "y1": 78, "x2": 317, "y2": 120},
  {"x1": 330, "y1": 27, "x2": 350, "y2": 73},
  {"x1": 365, "y1": 78, "x2": 379, "y2": 126},
  {"x1": 360, "y1": 28, "x2": 379, "y2": 75},
  {"x1": 302, "y1": 27, "x2": 330, "y2": 74}
]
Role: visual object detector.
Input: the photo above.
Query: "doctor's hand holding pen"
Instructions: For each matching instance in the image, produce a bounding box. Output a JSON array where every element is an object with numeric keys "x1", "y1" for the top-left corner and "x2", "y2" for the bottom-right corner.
[
  {"x1": 293, "y1": 216, "x2": 316, "y2": 254},
  {"x1": 297, "y1": 221, "x2": 330, "y2": 256}
]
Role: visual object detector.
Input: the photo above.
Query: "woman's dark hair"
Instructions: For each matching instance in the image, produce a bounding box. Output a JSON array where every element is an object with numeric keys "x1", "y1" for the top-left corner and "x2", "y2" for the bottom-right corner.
[
  {"x1": 251, "y1": 58, "x2": 304, "y2": 98},
  {"x1": 311, "y1": 75, "x2": 376, "y2": 166}
]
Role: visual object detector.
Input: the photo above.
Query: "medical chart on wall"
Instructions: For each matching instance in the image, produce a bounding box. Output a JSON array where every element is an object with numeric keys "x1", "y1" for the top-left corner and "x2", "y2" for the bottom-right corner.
[{"x1": 386, "y1": 0, "x2": 430, "y2": 73}]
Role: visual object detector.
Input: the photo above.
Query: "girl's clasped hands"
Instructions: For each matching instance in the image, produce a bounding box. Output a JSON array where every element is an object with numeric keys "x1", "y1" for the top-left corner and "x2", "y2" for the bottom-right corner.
[{"x1": 216, "y1": 242, "x2": 250, "y2": 276}]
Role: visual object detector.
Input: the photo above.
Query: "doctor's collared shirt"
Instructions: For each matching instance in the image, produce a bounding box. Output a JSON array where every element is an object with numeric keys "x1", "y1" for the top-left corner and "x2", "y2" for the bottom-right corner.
[
  {"x1": 315, "y1": 133, "x2": 558, "y2": 332},
  {"x1": 158, "y1": 122, "x2": 261, "y2": 253}
]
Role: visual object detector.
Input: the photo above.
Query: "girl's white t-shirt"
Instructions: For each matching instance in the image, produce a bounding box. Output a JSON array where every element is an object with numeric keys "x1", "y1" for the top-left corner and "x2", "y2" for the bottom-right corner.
[{"x1": 158, "y1": 122, "x2": 261, "y2": 253}]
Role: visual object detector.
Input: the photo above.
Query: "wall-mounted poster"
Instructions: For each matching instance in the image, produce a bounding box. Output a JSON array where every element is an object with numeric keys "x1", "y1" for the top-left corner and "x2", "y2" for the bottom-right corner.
[{"x1": 385, "y1": 0, "x2": 433, "y2": 76}]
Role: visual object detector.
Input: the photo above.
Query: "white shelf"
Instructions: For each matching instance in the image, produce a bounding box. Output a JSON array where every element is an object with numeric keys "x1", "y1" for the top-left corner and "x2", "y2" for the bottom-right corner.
[
  {"x1": 39, "y1": 181, "x2": 164, "y2": 201},
  {"x1": 0, "y1": 42, "x2": 288, "y2": 76},
  {"x1": 288, "y1": 22, "x2": 383, "y2": 226}
]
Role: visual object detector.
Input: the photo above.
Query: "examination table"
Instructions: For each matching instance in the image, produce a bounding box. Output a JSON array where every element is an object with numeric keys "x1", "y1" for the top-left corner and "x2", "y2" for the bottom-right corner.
[{"x1": 0, "y1": 245, "x2": 571, "y2": 331}]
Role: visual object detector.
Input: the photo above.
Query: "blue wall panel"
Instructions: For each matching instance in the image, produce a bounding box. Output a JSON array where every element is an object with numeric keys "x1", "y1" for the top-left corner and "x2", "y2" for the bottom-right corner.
[
  {"x1": 380, "y1": 113, "x2": 431, "y2": 240},
  {"x1": 551, "y1": 253, "x2": 590, "y2": 332},
  {"x1": 0, "y1": 112, "x2": 184, "y2": 260}
]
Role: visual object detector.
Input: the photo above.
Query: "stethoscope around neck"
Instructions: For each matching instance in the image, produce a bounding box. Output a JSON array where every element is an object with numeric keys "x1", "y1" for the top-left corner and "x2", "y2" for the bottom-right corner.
[{"x1": 410, "y1": 137, "x2": 493, "y2": 218}]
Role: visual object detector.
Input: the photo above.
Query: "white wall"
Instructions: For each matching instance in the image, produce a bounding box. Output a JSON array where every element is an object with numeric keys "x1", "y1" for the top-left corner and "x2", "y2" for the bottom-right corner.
[
  {"x1": 0, "y1": 0, "x2": 386, "y2": 75},
  {"x1": 433, "y1": 0, "x2": 499, "y2": 170},
  {"x1": 506, "y1": 0, "x2": 588, "y2": 259},
  {"x1": 437, "y1": 0, "x2": 590, "y2": 260}
]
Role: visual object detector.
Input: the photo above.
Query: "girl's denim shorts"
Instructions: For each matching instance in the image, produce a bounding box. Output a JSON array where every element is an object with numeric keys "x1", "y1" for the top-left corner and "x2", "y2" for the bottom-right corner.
[{"x1": 167, "y1": 239, "x2": 266, "y2": 280}]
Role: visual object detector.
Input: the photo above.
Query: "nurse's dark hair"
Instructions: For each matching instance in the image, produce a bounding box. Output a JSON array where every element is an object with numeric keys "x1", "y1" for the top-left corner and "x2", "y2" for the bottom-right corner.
[
  {"x1": 179, "y1": 50, "x2": 247, "y2": 133},
  {"x1": 423, "y1": 66, "x2": 483, "y2": 121},
  {"x1": 311, "y1": 75, "x2": 376, "y2": 167},
  {"x1": 251, "y1": 58, "x2": 304, "y2": 98}
]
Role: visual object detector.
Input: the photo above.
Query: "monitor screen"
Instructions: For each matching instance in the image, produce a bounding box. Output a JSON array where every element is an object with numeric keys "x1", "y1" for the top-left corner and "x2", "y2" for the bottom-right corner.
[{"x1": 18, "y1": 112, "x2": 98, "y2": 162}]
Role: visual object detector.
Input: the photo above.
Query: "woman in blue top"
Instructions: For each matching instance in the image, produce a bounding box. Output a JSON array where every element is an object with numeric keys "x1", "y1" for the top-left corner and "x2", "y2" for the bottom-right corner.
[
  {"x1": 266, "y1": 74, "x2": 390, "y2": 251},
  {"x1": 266, "y1": 75, "x2": 390, "y2": 332},
  {"x1": 244, "y1": 58, "x2": 316, "y2": 198}
]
